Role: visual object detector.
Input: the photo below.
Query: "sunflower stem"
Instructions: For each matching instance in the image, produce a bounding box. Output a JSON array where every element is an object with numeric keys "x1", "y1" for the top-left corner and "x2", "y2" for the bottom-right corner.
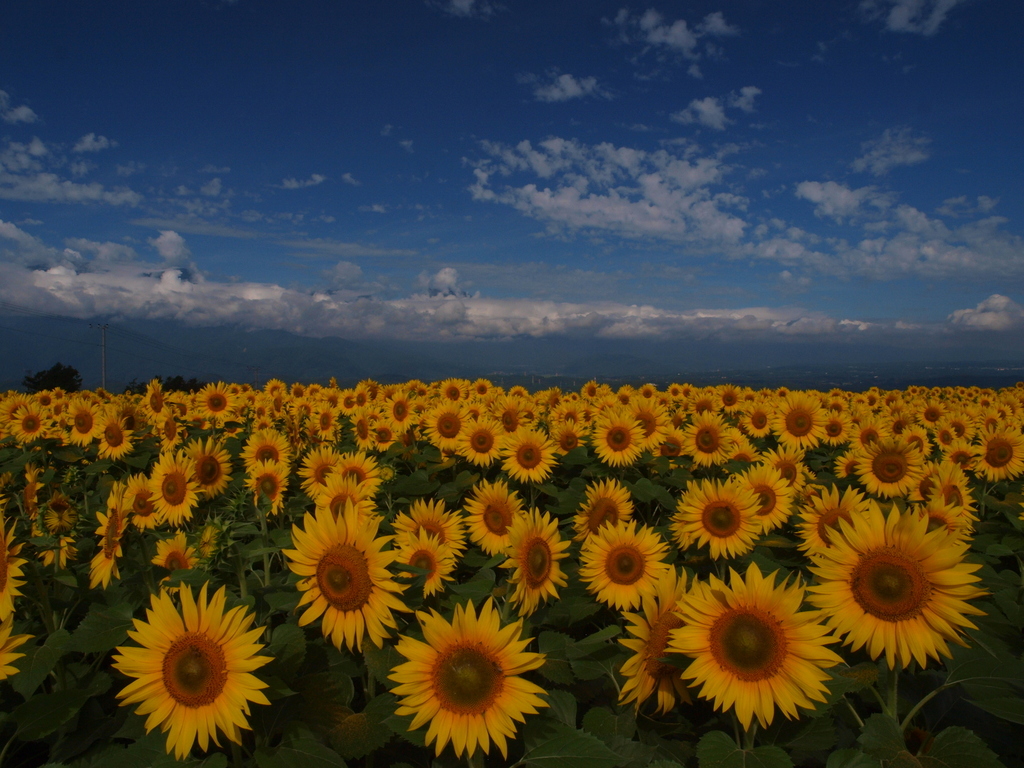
[
  {"x1": 258, "y1": 504, "x2": 271, "y2": 588},
  {"x1": 742, "y1": 721, "x2": 758, "y2": 750},
  {"x1": 899, "y1": 684, "x2": 951, "y2": 733},
  {"x1": 465, "y1": 750, "x2": 486, "y2": 768},
  {"x1": 0, "y1": 732, "x2": 17, "y2": 768},
  {"x1": 842, "y1": 696, "x2": 865, "y2": 729},
  {"x1": 230, "y1": 741, "x2": 244, "y2": 768},
  {"x1": 29, "y1": 561, "x2": 56, "y2": 635},
  {"x1": 885, "y1": 667, "x2": 899, "y2": 720}
]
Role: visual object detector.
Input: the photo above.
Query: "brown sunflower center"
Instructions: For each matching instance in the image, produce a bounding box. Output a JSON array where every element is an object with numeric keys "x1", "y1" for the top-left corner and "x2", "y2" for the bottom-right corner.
[
  {"x1": 162, "y1": 633, "x2": 228, "y2": 707},
  {"x1": 703, "y1": 501, "x2": 741, "y2": 537},
  {"x1": 207, "y1": 394, "x2": 227, "y2": 412},
  {"x1": 316, "y1": 544, "x2": 372, "y2": 612},
  {"x1": 942, "y1": 485, "x2": 964, "y2": 507},
  {"x1": 850, "y1": 547, "x2": 931, "y2": 622},
  {"x1": 606, "y1": 544, "x2": 645, "y2": 585},
  {"x1": 313, "y1": 463, "x2": 334, "y2": 484},
  {"x1": 255, "y1": 446, "x2": 279, "y2": 462},
  {"x1": 471, "y1": 430, "x2": 494, "y2": 452},
  {"x1": 437, "y1": 415, "x2": 461, "y2": 439},
  {"x1": 559, "y1": 431, "x2": 579, "y2": 451},
  {"x1": 644, "y1": 612, "x2": 685, "y2": 679},
  {"x1": 162, "y1": 472, "x2": 187, "y2": 506},
  {"x1": 871, "y1": 450, "x2": 909, "y2": 484},
  {"x1": 754, "y1": 487, "x2": 777, "y2": 517},
  {"x1": 750, "y1": 412, "x2": 768, "y2": 429},
  {"x1": 197, "y1": 456, "x2": 222, "y2": 485},
  {"x1": 636, "y1": 412, "x2": 657, "y2": 438},
  {"x1": 411, "y1": 550, "x2": 435, "y2": 574},
  {"x1": 607, "y1": 426, "x2": 630, "y2": 450},
  {"x1": 785, "y1": 410, "x2": 813, "y2": 437},
  {"x1": 709, "y1": 609, "x2": 787, "y2": 681},
  {"x1": 482, "y1": 502, "x2": 512, "y2": 535},
  {"x1": 22, "y1": 415, "x2": 41, "y2": 432},
  {"x1": 393, "y1": 401, "x2": 408, "y2": 420},
  {"x1": 587, "y1": 498, "x2": 619, "y2": 531},
  {"x1": 165, "y1": 551, "x2": 190, "y2": 571},
  {"x1": 816, "y1": 507, "x2": 852, "y2": 547},
  {"x1": 433, "y1": 645, "x2": 504, "y2": 714},
  {"x1": 985, "y1": 438, "x2": 1014, "y2": 468},
  {"x1": 104, "y1": 423, "x2": 124, "y2": 447},
  {"x1": 74, "y1": 412, "x2": 93, "y2": 433},
  {"x1": 696, "y1": 427, "x2": 719, "y2": 452},
  {"x1": 524, "y1": 537, "x2": 551, "y2": 587},
  {"x1": 516, "y1": 444, "x2": 541, "y2": 469},
  {"x1": 259, "y1": 476, "x2": 279, "y2": 498},
  {"x1": 826, "y1": 419, "x2": 843, "y2": 437}
]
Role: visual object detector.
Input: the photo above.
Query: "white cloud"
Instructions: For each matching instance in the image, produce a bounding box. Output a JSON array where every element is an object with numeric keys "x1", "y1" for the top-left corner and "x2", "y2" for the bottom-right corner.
[
  {"x1": 399, "y1": 140, "x2": 414, "y2": 153},
  {"x1": 200, "y1": 164, "x2": 230, "y2": 174},
  {"x1": 72, "y1": 133, "x2": 117, "y2": 153},
  {"x1": 281, "y1": 173, "x2": 326, "y2": 189},
  {"x1": 470, "y1": 136, "x2": 747, "y2": 244},
  {"x1": 616, "y1": 8, "x2": 739, "y2": 59},
  {"x1": 948, "y1": 294, "x2": 1024, "y2": 331},
  {"x1": 0, "y1": 138, "x2": 141, "y2": 206},
  {"x1": 64, "y1": 238, "x2": 139, "y2": 264},
  {"x1": 671, "y1": 97, "x2": 729, "y2": 130},
  {"x1": 851, "y1": 127, "x2": 930, "y2": 176},
  {"x1": 861, "y1": 0, "x2": 968, "y2": 35},
  {"x1": 148, "y1": 230, "x2": 192, "y2": 267},
  {"x1": 116, "y1": 162, "x2": 145, "y2": 177},
  {"x1": 430, "y1": 0, "x2": 498, "y2": 18},
  {"x1": 359, "y1": 204, "x2": 388, "y2": 214},
  {"x1": 341, "y1": 172, "x2": 361, "y2": 186},
  {"x1": 0, "y1": 91, "x2": 39, "y2": 124},
  {"x1": 937, "y1": 195, "x2": 999, "y2": 218},
  {"x1": 729, "y1": 86, "x2": 762, "y2": 113},
  {"x1": 531, "y1": 73, "x2": 610, "y2": 103},
  {"x1": 794, "y1": 180, "x2": 893, "y2": 223},
  {"x1": 200, "y1": 177, "x2": 223, "y2": 196}
]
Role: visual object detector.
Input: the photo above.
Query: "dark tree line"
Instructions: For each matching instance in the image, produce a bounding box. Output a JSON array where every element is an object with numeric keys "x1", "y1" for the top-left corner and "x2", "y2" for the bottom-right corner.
[{"x1": 22, "y1": 363, "x2": 83, "y2": 393}]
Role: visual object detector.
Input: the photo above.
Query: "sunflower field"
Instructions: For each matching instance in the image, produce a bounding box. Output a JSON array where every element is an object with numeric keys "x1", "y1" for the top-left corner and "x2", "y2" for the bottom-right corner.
[{"x1": 1, "y1": 377, "x2": 1023, "y2": 768}]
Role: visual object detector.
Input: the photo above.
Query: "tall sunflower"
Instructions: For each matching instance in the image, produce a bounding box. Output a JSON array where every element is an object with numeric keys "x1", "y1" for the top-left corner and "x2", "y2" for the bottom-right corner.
[
  {"x1": 96, "y1": 410, "x2": 134, "y2": 461},
  {"x1": 455, "y1": 418, "x2": 502, "y2": 467},
  {"x1": 389, "y1": 599, "x2": 548, "y2": 759},
  {"x1": 313, "y1": 475, "x2": 375, "y2": 522},
  {"x1": 284, "y1": 503, "x2": 407, "y2": 652},
  {"x1": 89, "y1": 486, "x2": 127, "y2": 589},
  {"x1": 196, "y1": 382, "x2": 236, "y2": 422},
  {"x1": 246, "y1": 460, "x2": 289, "y2": 516},
  {"x1": 619, "y1": 567, "x2": 691, "y2": 714},
  {"x1": 423, "y1": 404, "x2": 465, "y2": 452},
  {"x1": 736, "y1": 464, "x2": 795, "y2": 533},
  {"x1": 671, "y1": 479, "x2": 761, "y2": 559},
  {"x1": 796, "y1": 485, "x2": 872, "y2": 554},
  {"x1": 463, "y1": 479, "x2": 525, "y2": 556},
  {"x1": 126, "y1": 473, "x2": 161, "y2": 530},
  {"x1": 241, "y1": 429, "x2": 293, "y2": 471},
  {"x1": 113, "y1": 583, "x2": 271, "y2": 759},
  {"x1": 572, "y1": 478, "x2": 635, "y2": 540},
  {"x1": 682, "y1": 411, "x2": 736, "y2": 467},
  {"x1": 578, "y1": 520, "x2": 669, "y2": 610},
  {"x1": 0, "y1": 615, "x2": 31, "y2": 681},
  {"x1": 298, "y1": 445, "x2": 341, "y2": 496},
  {"x1": 669, "y1": 562, "x2": 843, "y2": 729},
  {"x1": 590, "y1": 407, "x2": 645, "y2": 467},
  {"x1": 501, "y1": 508, "x2": 570, "y2": 617},
  {"x1": 153, "y1": 532, "x2": 199, "y2": 572},
  {"x1": 0, "y1": 515, "x2": 26, "y2": 621},
  {"x1": 772, "y1": 392, "x2": 826, "y2": 451},
  {"x1": 393, "y1": 498, "x2": 467, "y2": 555},
  {"x1": 499, "y1": 427, "x2": 557, "y2": 485},
  {"x1": 395, "y1": 529, "x2": 457, "y2": 598},
  {"x1": 807, "y1": 504, "x2": 986, "y2": 669},
  {"x1": 186, "y1": 438, "x2": 233, "y2": 499},
  {"x1": 973, "y1": 427, "x2": 1024, "y2": 482},
  {"x1": 149, "y1": 451, "x2": 200, "y2": 528},
  {"x1": 853, "y1": 436, "x2": 926, "y2": 498},
  {"x1": 66, "y1": 397, "x2": 100, "y2": 446}
]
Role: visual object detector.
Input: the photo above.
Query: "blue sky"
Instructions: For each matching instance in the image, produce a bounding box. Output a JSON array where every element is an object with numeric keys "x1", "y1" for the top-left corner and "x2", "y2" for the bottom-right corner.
[{"x1": 1, "y1": 0, "x2": 1023, "y2": 355}]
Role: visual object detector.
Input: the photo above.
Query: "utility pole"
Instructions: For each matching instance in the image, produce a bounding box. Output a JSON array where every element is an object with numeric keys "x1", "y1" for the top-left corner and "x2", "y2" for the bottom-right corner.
[
  {"x1": 247, "y1": 365, "x2": 261, "y2": 389},
  {"x1": 91, "y1": 323, "x2": 108, "y2": 389}
]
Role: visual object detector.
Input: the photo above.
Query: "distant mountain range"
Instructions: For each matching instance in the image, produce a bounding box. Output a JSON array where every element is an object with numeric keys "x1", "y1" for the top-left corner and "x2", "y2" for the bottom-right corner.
[{"x1": 2, "y1": 315, "x2": 1023, "y2": 392}]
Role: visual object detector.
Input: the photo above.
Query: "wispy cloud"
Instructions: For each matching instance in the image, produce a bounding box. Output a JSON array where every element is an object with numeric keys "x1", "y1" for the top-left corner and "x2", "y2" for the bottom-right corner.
[
  {"x1": 671, "y1": 86, "x2": 761, "y2": 130},
  {"x1": 72, "y1": 133, "x2": 117, "y2": 153},
  {"x1": 429, "y1": 0, "x2": 499, "y2": 19},
  {"x1": 861, "y1": 0, "x2": 969, "y2": 36},
  {"x1": 948, "y1": 294, "x2": 1024, "y2": 331},
  {"x1": 851, "y1": 127, "x2": 930, "y2": 176},
  {"x1": 0, "y1": 91, "x2": 38, "y2": 124},
  {"x1": 525, "y1": 72, "x2": 611, "y2": 103},
  {"x1": 280, "y1": 173, "x2": 326, "y2": 189}
]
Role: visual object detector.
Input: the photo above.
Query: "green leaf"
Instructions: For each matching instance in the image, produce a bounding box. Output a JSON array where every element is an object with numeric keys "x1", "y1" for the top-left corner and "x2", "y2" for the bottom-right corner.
[
  {"x1": 389, "y1": 470, "x2": 439, "y2": 497},
  {"x1": 522, "y1": 721, "x2": 621, "y2": 768},
  {"x1": 267, "y1": 622, "x2": 306, "y2": 678},
  {"x1": 826, "y1": 749, "x2": 882, "y2": 768},
  {"x1": 363, "y1": 641, "x2": 402, "y2": 686},
  {"x1": 11, "y1": 628, "x2": 70, "y2": 698},
  {"x1": 968, "y1": 695, "x2": 1024, "y2": 724},
  {"x1": 255, "y1": 738, "x2": 348, "y2": 768},
  {"x1": 544, "y1": 690, "x2": 578, "y2": 727},
  {"x1": 858, "y1": 714, "x2": 915, "y2": 765},
  {"x1": 581, "y1": 706, "x2": 635, "y2": 741},
  {"x1": 328, "y1": 693, "x2": 395, "y2": 759},
  {"x1": 68, "y1": 602, "x2": 135, "y2": 654},
  {"x1": 696, "y1": 731, "x2": 794, "y2": 768},
  {"x1": 917, "y1": 726, "x2": 1003, "y2": 768},
  {"x1": 448, "y1": 567, "x2": 496, "y2": 602},
  {"x1": 13, "y1": 688, "x2": 91, "y2": 740}
]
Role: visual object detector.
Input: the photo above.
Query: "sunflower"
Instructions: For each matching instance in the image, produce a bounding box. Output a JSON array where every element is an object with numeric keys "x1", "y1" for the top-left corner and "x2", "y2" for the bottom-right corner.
[
  {"x1": 241, "y1": 429, "x2": 293, "y2": 471},
  {"x1": 125, "y1": 473, "x2": 161, "y2": 530},
  {"x1": 808, "y1": 504, "x2": 987, "y2": 669},
  {"x1": 851, "y1": 414, "x2": 891, "y2": 450},
  {"x1": 43, "y1": 492, "x2": 77, "y2": 535},
  {"x1": 66, "y1": 397, "x2": 100, "y2": 446},
  {"x1": 796, "y1": 485, "x2": 872, "y2": 553},
  {"x1": 549, "y1": 421, "x2": 587, "y2": 455},
  {"x1": 578, "y1": 520, "x2": 669, "y2": 610},
  {"x1": 822, "y1": 410, "x2": 852, "y2": 446},
  {"x1": 389, "y1": 599, "x2": 548, "y2": 759},
  {"x1": 590, "y1": 408, "x2": 645, "y2": 467},
  {"x1": 89, "y1": 487, "x2": 126, "y2": 589},
  {"x1": 929, "y1": 461, "x2": 975, "y2": 515},
  {"x1": 143, "y1": 378, "x2": 168, "y2": 418},
  {"x1": 657, "y1": 426, "x2": 687, "y2": 461},
  {"x1": 490, "y1": 395, "x2": 532, "y2": 434},
  {"x1": 572, "y1": 478, "x2": 635, "y2": 540},
  {"x1": 196, "y1": 382, "x2": 236, "y2": 422},
  {"x1": 913, "y1": 497, "x2": 975, "y2": 540},
  {"x1": 619, "y1": 567, "x2": 691, "y2": 714},
  {"x1": 186, "y1": 438, "x2": 233, "y2": 499},
  {"x1": 313, "y1": 475, "x2": 376, "y2": 522},
  {"x1": 284, "y1": 503, "x2": 407, "y2": 652},
  {"x1": 298, "y1": 446, "x2": 341, "y2": 496},
  {"x1": 499, "y1": 427, "x2": 557, "y2": 485},
  {"x1": 762, "y1": 447, "x2": 810, "y2": 491},
  {"x1": 943, "y1": 438, "x2": 976, "y2": 470},
  {"x1": 37, "y1": 531, "x2": 77, "y2": 569},
  {"x1": 683, "y1": 411, "x2": 736, "y2": 467},
  {"x1": 0, "y1": 516, "x2": 26, "y2": 621},
  {"x1": 113, "y1": 583, "x2": 271, "y2": 759},
  {"x1": 335, "y1": 451, "x2": 382, "y2": 498},
  {"x1": 671, "y1": 479, "x2": 761, "y2": 559},
  {"x1": 455, "y1": 418, "x2": 503, "y2": 467},
  {"x1": 738, "y1": 399, "x2": 773, "y2": 438},
  {"x1": 96, "y1": 410, "x2": 135, "y2": 461},
  {"x1": 149, "y1": 451, "x2": 200, "y2": 528},
  {"x1": 9, "y1": 403, "x2": 50, "y2": 444},
  {"x1": 501, "y1": 508, "x2": 570, "y2": 617},
  {"x1": 393, "y1": 499, "x2": 467, "y2": 555},
  {"x1": 463, "y1": 479, "x2": 526, "y2": 556},
  {"x1": 736, "y1": 464, "x2": 795, "y2": 533},
  {"x1": 853, "y1": 436, "x2": 926, "y2": 498},
  {"x1": 246, "y1": 460, "x2": 289, "y2": 516},
  {"x1": 423, "y1": 404, "x2": 465, "y2": 453},
  {"x1": 22, "y1": 464, "x2": 41, "y2": 520},
  {"x1": 630, "y1": 397, "x2": 669, "y2": 452},
  {"x1": 153, "y1": 533, "x2": 199, "y2": 572},
  {"x1": 395, "y1": 529, "x2": 457, "y2": 598},
  {"x1": 384, "y1": 393, "x2": 416, "y2": 433},
  {"x1": 0, "y1": 615, "x2": 31, "y2": 681},
  {"x1": 311, "y1": 404, "x2": 341, "y2": 441},
  {"x1": 973, "y1": 427, "x2": 1024, "y2": 482},
  {"x1": 772, "y1": 392, "x2": 826, "y2": 451},
  {"x1": 157, "y1": 412, "x2": 185, "y2": 451},
  {"x1": 669, "y1": 562, "x2": 843, "y2": 729}
]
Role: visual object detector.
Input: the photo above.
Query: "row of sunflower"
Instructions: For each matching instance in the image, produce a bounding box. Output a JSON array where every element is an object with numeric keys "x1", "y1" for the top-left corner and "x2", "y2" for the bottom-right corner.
[{"x1": 0, "y1": 377, "x2": 1022, "y2": 767}]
